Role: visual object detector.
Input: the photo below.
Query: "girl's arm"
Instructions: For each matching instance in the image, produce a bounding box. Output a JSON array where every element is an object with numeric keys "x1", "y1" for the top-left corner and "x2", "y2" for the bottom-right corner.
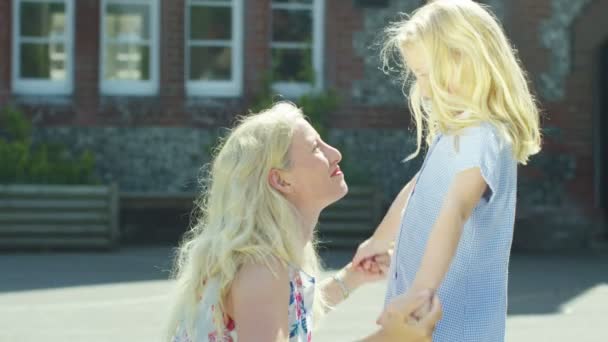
[
  {"x1": 352, "y1": 173, "x2": 418, "y2": 267},
  {"x1": 372, "y1": 173, "x2": 418, "y2": 243},
  {"x1": 230, "y1": 260, "x2": 290, "y2": 342},
  {"x1": 410, "y1": 167, "x2": 488, "y2": 293}
]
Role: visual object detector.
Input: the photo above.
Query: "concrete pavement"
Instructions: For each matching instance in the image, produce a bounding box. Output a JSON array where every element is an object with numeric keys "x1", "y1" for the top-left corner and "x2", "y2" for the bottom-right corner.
[{"x1": 0, "y1": 247, "x2": 606, "y2": 342}]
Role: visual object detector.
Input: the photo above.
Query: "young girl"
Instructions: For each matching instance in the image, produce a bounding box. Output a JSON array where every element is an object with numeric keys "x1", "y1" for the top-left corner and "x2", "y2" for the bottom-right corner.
[
  {"x1": 165, "y1": 102, "x2": 441, "y2": 342},
  {"x1": 354, "y1": 1, "x2": 541, "y2": 341}
]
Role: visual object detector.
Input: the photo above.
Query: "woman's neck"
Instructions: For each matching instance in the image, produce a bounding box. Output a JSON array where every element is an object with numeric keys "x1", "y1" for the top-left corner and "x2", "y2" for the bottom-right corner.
[{"x1": 295, "y1": 206, "x2": 321, "y2": 243}]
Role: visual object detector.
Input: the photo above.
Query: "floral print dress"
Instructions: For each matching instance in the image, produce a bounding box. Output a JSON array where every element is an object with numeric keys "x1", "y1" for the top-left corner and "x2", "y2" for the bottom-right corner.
[{"x1": 172, "y1": 266, "x2": 315, "y2": 342}]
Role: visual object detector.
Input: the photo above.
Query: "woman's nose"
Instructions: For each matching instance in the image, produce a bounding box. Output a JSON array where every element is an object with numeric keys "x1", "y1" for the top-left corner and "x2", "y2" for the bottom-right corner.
[{"x1": 327, "y1": 143, "x2": 342, "y2": 164}]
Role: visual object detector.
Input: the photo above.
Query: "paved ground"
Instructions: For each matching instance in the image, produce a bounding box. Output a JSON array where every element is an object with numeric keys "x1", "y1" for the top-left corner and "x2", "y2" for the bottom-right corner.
[{"x1": 0, "y1": 246, "x2": 607, "y2": 342}]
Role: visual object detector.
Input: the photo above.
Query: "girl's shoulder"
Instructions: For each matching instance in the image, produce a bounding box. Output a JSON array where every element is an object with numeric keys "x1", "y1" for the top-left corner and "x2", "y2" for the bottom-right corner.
[
  {"x1": 441, "y1": 121, "x2": 514, "y2": 168},
  {"x1": 451, "y1": 121, "x2": 509, "y2": 149},
  {"x1": 456, "y1": 121, "x2": 498, "y2": 138}
]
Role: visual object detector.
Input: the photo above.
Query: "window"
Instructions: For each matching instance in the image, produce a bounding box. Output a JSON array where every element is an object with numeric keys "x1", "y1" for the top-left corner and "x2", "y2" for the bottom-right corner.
[
  {"x1": 271, "y1": 0, "x2": 324, "y2": 97},
  {"x1": 12, "y1": 0, "x2": 74, "y2": 95},
  {"x1": 186, "y1": 0, "x2": 243, "y2": 97},
  {"x1": 100, "y1": 0, "x2": 159, "y2": 95}
]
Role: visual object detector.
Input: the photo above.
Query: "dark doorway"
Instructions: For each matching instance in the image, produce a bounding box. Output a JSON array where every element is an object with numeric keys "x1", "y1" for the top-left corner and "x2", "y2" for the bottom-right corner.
[{"x1": 599, "y1": 41, "x2": 608, "y2": 228}]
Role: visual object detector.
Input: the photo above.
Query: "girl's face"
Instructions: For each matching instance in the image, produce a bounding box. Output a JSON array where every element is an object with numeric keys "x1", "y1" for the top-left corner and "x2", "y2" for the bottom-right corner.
[
  {"x1": 403, "y1": 42, "x2": 432, "y2": 98},
  {"x1": 279, "y1": 118, "x2": 348, "y2": 214}
]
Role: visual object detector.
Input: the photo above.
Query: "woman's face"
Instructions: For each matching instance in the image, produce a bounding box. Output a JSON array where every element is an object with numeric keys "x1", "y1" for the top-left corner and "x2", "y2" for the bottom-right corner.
[{"x1": 280, "y1": 118, "x2": 348, "y2": 213}]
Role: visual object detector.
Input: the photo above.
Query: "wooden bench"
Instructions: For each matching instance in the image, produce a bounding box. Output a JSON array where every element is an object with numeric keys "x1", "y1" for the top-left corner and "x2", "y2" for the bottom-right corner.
[
  {"x1": 117, "y1": 187, "x2": 382, "y2": 249},
  {"x1": 318, "y1": 186, "x2": 382, "y2": 249},
  {"x1": 120, "y1": 192, "x2": 196, "y2": 211},
  {"x1": 0, "y1": 184, "x2": 119, "y2": 249}
]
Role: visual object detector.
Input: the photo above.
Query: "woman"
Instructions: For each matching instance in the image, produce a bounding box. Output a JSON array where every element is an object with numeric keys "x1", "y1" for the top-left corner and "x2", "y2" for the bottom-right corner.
[{"x1": 165, "y1": 102, "x2": 441, "y2": 342}]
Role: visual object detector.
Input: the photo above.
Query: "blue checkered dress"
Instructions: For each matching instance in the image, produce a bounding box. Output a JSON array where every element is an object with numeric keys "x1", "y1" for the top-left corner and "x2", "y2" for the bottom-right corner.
[{"x1": 385, "y1": 122, "x2": 517, "y2": 342}]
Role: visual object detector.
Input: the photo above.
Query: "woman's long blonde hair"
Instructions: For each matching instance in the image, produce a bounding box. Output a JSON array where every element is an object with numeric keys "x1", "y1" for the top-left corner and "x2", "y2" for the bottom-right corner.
[
  {"x1": 381, "y1": 0, "x2": 541, "y2": 164},
  {"x1": 165, "y1": 102, "x2": 325, "y2": 341}
]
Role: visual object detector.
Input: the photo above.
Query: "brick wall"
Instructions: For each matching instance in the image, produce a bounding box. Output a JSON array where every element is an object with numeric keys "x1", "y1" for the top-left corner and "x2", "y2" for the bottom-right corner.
[
  {"x1": 506, "y1": 0, "x2": 607, "y2": 234},
  {"x1": 74, "y1": 0, "x2": 100, "y2": 125},
  {"x1": 1, "y1": 0, "x2": 606, "y2": 243},
  {"x1": 0, "y1": 0, "x2": 11, "y2": 104},
  {"x1": 0, "y1": 0, "x2": 411, "y2": 128},
  {"x1": 244, "y1": 0, "x2": 271, "y2": 100},
  {"x1": 158, "y1": 0, "x2": 185, "y2": 124},
  {"x1": 508, "y1": 0, "x2": 607, "y2": 218},
  {"x1": 0, "y1": 0, "x2": 252, "y2": 127},
  {"x1": 562, "y1": 0, "x2": 607, "y2": 218}
]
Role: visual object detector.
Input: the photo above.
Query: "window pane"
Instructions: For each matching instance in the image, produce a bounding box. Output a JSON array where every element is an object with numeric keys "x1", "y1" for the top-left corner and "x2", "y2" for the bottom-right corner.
[
  {"x1": 105, "y1": 4, "x2": 150, "y2": 40},
  {"x1": 20, "y1": 42, "x2": 66, "y2": 79},
  {"x1": 104, "y1": 44, "x2": 150, "y2": 80},
  {"x1": 190, "y1": 6, "x2": 232, "y2": 40},
  {"x1": 272, "y1": 48, "x2": 313, "y2": 82},
  {"x1": 20, "y1": 2, "x2": 66, "y2": 38},
  {"x1": 190, "y1": 46, "x2": 232, "y2": 81},
  {"x1": 272, "y1": 9, "x2": 311, "y2": 42}
]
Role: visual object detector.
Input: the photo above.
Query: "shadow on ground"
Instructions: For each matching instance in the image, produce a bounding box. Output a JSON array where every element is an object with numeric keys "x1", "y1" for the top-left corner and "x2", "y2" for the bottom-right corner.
[
  {"x1": 506, "y1": 253, "x2": 608, "y2": 315},
  {"x1": 0, "y1": 247, "x2": 175, "y2": 293},
  {"x1": 1, "y1": 245, "x2": 607, "y2": 316}
]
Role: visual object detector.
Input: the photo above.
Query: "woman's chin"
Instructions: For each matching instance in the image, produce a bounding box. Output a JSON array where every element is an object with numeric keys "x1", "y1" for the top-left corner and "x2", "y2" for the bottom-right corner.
[{"x1": 331, "y1": 182, "x2": 349, "y2": 204}]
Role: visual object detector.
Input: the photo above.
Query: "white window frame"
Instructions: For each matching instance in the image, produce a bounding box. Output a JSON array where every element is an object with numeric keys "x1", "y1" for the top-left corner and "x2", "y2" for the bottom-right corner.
[
  {"x1": 12, "y1": 0, "x2": 74, "y2": 95},
  {"x1": 185, "y1": 0, "x2": 243, "y2": 97},
  {"x1": 99, "y1": 0, "x2": 160, "y2": 96},
  {"x1": 270, "y1": 0, "x2": 324, "y2": 98}
]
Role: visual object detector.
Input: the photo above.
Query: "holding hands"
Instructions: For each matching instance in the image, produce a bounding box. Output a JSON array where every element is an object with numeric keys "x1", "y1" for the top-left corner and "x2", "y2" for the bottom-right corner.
[
  {"x1": 351, "y1": 236, "x2": 442, "y2": 341},
  {"x1": 374, "y1": 290, "x2": 441, "y2": 342}
]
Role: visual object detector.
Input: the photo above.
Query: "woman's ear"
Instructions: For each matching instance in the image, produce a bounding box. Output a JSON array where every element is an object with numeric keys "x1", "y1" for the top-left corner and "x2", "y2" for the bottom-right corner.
[{"x1": 268, "y1": 168, "x2": 293, "y2": 194}]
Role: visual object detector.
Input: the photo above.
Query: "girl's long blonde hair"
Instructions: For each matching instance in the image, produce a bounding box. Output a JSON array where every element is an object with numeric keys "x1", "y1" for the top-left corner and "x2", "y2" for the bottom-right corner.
[
  {"x1": 381, "y1": 0, "x2": 541, "y2": 164},
  {"x1": 165, "y1": 102, "x2": 325, "y2": 341}
]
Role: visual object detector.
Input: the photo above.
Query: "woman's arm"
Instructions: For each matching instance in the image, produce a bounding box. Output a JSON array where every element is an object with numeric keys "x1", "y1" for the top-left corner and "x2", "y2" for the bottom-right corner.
[
  {"x1": 320, "y1": 255, "x2": 390, "y2": 310},
  {"x1": 230, "y1": 260, "x2": 290, "y2": 342},
  {"x1": 410, "y1": 167, "x2": 487, "y2": 293},
  {"x1": 231, "y1": 258, "x2": 436, "y2": 342}
]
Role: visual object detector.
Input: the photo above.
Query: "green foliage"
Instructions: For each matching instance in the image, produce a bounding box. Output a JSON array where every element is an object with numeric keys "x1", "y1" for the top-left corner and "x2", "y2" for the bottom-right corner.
[
  {"x1": 249, "y1": 73, "x2": 278, "y2": 113},
  {"x1": 271, "y1": 42, "x2": 315, "y2": 84},
  {"x1": 0, "y1": 107, "x2": 99, "y2": 185},
  {"x1": 246, "y1": 75, "x2": 375, "y2": 185},
  {"x1": 337, "y1": 145, "x2": 373, "y2": 186},
  {"x1": 298, "y1": 90, "x2": 339, "y2": 139},
  {"x1": 1, "y1": 106, "x2": 32, "y2": 142},
  {"x1": 249, "y1": 73, "x2": 340, "y2": 139}
]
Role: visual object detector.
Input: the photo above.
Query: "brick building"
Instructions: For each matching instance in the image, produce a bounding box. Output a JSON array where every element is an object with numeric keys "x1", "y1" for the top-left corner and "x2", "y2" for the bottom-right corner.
[{"x1": 0, "y1": 0, "x2": 606, "y2": 249}]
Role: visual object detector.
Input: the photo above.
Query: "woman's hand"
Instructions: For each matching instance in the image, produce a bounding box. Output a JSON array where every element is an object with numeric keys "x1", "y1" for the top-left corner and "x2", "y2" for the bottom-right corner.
[
  {"x1": 352, "y1": 237, "x2": 393, "y2": 273},
  {"x1": 341, "y1": 251, "x2": 391, "y2": 289}
]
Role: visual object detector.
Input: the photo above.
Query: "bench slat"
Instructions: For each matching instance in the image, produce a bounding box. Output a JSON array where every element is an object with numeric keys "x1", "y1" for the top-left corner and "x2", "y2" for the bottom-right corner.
[
  {"x1": 320, "y1": 210, "x2": 373, "y2": 221},
  {"x1": 0, "y1": 212, "x2": 108, "y2": 224},
  {"x1": 318, "y1": 222, "x2": 373, "y2": 234},
  {"x1": 0, "y1": 237, "x2": 114, "y2": 248},
  {"x1": 0, "y1": 185, "x2": 111, "y2": 197},
  {"x1": 0, "y1": 224, "x2": 109, "y2": 235},
  {"x1": 0, "y1": 199, "x2": 108, "y2": 210}
]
